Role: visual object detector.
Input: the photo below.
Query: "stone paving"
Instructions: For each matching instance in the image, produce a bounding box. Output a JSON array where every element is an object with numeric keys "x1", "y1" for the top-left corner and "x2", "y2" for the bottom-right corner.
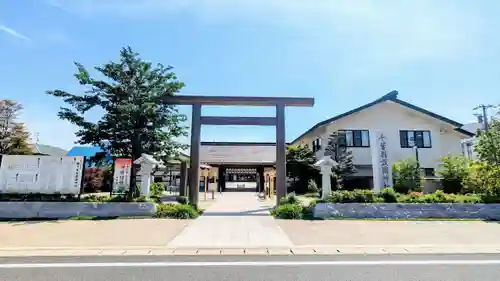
[{"x1": 167, "y1": 192, "x2": 293, "y2": 248}]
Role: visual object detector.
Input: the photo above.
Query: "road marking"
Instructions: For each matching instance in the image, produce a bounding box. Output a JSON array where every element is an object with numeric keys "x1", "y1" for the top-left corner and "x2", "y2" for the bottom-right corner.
[{"x1": 2, "y1": 260, "x2": 500, "y2": 268}]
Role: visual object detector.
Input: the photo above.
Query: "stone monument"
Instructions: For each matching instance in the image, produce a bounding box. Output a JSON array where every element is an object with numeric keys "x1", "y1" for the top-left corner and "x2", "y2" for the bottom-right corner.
[{"x1": 370, "y1": 130, "x2": 393, "y2": 192}]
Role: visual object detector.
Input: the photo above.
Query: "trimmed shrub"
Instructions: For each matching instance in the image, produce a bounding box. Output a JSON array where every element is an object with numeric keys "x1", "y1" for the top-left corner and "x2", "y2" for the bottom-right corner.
[
  {"x1": 392, "y1": 158, "x2": 422, "y2": 193},
  {"x1": 301, "y1": 200, "x2": 317, "y2": 219},
  {"x1": 150, "y1": 182, "x2": 165, "y2": 197},
  {"x1": 279, "y1": 192, "x2": 300, "y2": 205},
  {"x1": 307, "y1": 179, "x2": 319, "y2": 193},
  {"x1": 380, "y1": 188, "x2": 398, "y2": 203},
  {"x1": 327, "y1": 189, "x2": 376, "y2": 203},
  {"x1": 154, "y1": 203, "x2": 199, "y2": 219},
  {"x1": 321, "y1": 189, "x2": 488, "y2": 204},
  {"x1": 272, "y1": 204, "x2": 303, "y2": 219},
  {"x1": 438, "y1": 155, "x2": 469, "y2": 194}
]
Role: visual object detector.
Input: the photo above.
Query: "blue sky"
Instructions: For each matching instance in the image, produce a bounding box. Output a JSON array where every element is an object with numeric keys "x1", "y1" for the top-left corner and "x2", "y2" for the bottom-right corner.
[{"x1": 1, "y1": 0, "x2": 499, "y2": 150}]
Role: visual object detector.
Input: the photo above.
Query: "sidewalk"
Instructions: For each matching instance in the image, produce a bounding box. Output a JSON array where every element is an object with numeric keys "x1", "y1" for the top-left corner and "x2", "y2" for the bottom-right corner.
[
  {"x1": 0, "y1": 219, "x2": 189, "y2": 248},
  {"x1": 3, "y1": 193, "x2": 500, "y2": 256},
  {"x1": 168, "y1": 192, "x2": 293, "y2": 248}
]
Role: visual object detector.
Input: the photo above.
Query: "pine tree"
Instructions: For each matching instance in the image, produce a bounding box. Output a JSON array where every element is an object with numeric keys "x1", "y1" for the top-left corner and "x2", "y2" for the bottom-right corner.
[
  {"x1": 324, "y1": 131, "x2": 356, "y2": 189},
  {"x1": 47, "y1": 46, "x2": 188, "y2": 198}
]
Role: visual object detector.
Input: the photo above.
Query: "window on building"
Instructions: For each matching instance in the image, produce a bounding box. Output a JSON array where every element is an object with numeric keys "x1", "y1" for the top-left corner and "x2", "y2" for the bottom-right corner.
[
  {"x1": 312, "y1": 138, "x2": 322, "y2": 152},
  {"x1": 423, "y1": 168, "x2": 435, "y2": 177},
  {"x1": 400, "y1": 130, "x2": 431, "y2": 148},
  {"x1": 339, "y1": 130, "x2": 370, "y2": 147}
]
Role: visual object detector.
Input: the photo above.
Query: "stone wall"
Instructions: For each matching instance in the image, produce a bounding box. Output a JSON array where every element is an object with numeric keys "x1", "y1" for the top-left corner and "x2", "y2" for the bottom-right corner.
[
  {"x1": 0, "y1": 202, "x2": 157, "y2": 219},
  {"x1": 314, "y1": 203, "x2": 500, "y2": 220}
]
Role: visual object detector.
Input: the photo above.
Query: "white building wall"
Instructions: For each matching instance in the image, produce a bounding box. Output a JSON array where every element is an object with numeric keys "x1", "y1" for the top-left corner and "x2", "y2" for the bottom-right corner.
[
  {"x1": 461, "y1": 137, "x2": 479, "y2": 160},
  {"x1": 294, "y1": 101, "x2": 470, "y2": 172}
]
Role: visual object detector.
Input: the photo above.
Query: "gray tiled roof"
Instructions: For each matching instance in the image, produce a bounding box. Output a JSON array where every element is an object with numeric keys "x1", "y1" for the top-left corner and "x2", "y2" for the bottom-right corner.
[{"x1": 200, "y1": 142, "x2": 276, "y2": 164}]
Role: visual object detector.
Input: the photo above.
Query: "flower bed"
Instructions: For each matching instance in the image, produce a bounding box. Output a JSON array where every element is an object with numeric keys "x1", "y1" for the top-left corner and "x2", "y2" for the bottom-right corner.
[{"x1": 272, "y1": 190, "x2": 500, "y2": 220}]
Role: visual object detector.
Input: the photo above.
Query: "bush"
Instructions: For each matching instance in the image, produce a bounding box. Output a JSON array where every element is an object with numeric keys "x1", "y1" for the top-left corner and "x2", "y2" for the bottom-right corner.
[
  {"x1": 392, "y1": 158, "x2": 422, "y2": 193},
  {"x1": 438, "y1": 155, "x2": 469, "y2": 194},
  {"x1": 154, "y1": 203, "x2": 199, "y2": 219},
  {"x1": 463, "y1": 161, "x2": 500, "y2": 195},
  {"x1": 279, "y1": 192, "x2": 300, "y2": 205},
  {"x1": 150, "y1": 182, "x2": 165, "y2": 197},
  {"x1": 307, "y1": 180, "x2": 319, "y2": 193},
  {"x1": 327, "y1": 189, "x2": 376, "y2": 203},
  {"x1": 380, "y1": 188, "x2": 398, "y2": 203},
  {"x1": 396, "y1": 190, "x2": 483, "y2": 204},
  {"x1": 322, "y1": 188, "x2": 488, "y2": 204},
  {"x1": 301, "y1": 201, "x2": 317, "y2": 219},
  {"x1": 271, "y1": 204, "x2": 303, "y2": 219},
  {"x1": 176, "y1": 196, "x2": 188, "y2": 205}
]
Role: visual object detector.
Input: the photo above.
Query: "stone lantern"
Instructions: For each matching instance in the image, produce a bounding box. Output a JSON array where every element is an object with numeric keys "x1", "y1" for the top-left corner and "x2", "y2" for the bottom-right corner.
[{"x1": 314, "y1": 155, "x2": 338, "y2": 200}]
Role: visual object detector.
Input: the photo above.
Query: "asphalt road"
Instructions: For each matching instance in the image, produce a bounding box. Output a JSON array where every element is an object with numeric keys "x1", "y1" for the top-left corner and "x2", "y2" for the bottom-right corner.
[{"x1": 1, "y1": 254, "x2": 500, "y2": 280}]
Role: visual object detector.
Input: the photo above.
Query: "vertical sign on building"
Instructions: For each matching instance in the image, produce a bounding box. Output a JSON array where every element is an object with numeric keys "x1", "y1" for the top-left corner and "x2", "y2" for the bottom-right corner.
[
  {"x1": 370, "y1": 130, "x2": 393, "y2": 192},
  {"x1": 112, "y1": 158, "x2": 132, "y2": 193}
]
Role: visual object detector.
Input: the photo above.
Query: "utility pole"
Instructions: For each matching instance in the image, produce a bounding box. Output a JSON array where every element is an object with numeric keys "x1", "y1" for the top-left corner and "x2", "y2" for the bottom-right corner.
[{"x1": 474, "y1": 104, "x2": 494, "y2": 132}]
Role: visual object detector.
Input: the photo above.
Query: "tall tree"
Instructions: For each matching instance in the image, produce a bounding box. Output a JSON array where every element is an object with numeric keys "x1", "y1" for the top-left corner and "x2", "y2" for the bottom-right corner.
[
  {"x1": 0, "y1": 100, "x2": 32, "y2": 155},
  {"x1": 286, "y1": 145, "x2": 318, "y2": 194},
  {"x1": 47, "y1": 46, "x2": 188, "y2": 198},
  {"x1": 324, "y1": 131, "x2": 356, "y2": 189},
  {"x1": 475, "y1": 117, "x2": 500, "y2": 167}
]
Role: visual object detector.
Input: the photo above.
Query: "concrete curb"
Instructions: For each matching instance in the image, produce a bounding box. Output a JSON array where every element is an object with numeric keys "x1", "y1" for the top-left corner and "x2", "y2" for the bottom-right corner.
[{"x1": 1, "y1": 245, "x2": 500, "y2": 257}]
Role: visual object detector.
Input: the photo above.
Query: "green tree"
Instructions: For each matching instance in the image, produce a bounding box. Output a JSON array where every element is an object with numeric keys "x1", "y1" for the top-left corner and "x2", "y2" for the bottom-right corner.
[
  {"x1": 47, "y1": 46, "x2": 188, "y2": 198},
  {"x1": 463, "y1": 161, "x2": 500, "y2": 195},
  {"x1": 475, "y1": 118, "x2": 500, "y2": 167},
  {"x1": 0, "y1": 100, "x2": 32, "y2": 155},
  {"x1": 392, "y1": 157, "x2": 421, "y2": 193},
  {"x1": 437, "y1": 154, "x2": 469, "y2": 194},
  {"x1": 285, "y1": 145, "x2": 318, "y2": 194},
  {"x1": 324, "y1": 131, "x2": 356, "y2": 189}
]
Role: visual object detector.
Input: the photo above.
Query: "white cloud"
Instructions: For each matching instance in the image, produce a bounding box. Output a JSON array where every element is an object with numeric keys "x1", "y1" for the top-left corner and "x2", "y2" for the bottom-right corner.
[
  {"x1": 0, "y1": 25, "x2": 31, "y2": 41},
  {"x1": 47, "y1": 0, "x2": 487, "y2": 66}
]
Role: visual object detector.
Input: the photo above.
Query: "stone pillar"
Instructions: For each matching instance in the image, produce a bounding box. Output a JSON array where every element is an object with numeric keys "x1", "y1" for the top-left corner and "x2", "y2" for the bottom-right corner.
[
  {"x1": 188, "y1": 104, "x2": 202, "y2": 207},
  {"x1": 258, "y1": 166, "x2": 265, "y2": 193},
  {"x1": 275, "y1": 104, "x2": 287, "y2": 205},
  {"x1": 179, "y1": 160, "x2": 188, "y2": 197},
  {"x1": 320, "y1": 167, "x2": 333, "y2": 200},
  {"x1": 370, "y1": 130, "x2": 393, "y2": 192}
]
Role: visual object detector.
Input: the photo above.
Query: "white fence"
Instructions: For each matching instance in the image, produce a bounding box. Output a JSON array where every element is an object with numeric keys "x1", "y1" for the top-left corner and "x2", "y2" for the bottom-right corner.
[{"x1": 0, "y1": 155, "x2": 85, "y2": 194}]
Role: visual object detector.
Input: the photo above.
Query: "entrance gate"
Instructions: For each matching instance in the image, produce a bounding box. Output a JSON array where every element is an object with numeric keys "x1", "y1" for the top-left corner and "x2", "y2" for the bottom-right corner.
[{"x1": 167, "y1": 95, "x2": 314, "y2": 206}]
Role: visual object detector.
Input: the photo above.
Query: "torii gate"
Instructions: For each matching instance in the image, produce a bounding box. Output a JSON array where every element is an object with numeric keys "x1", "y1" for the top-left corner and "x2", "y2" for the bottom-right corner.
[{"x1": 167, "y1": 95, "x2": 314, "y2": 207}]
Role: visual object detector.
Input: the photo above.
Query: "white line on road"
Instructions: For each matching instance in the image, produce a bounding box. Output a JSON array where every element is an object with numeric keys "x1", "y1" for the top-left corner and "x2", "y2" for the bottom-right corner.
[{"x1": 2, "y1": 260, "x2": 500, "y2": 269}]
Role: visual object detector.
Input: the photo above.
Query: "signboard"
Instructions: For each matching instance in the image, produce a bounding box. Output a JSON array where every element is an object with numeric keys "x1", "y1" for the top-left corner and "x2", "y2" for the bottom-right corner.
[
  {"x1": 112, "y1": 158, "x2": 132, "y2": 193},
  {"x1": 0, "y1": 155, "x2": 84, "y2": 194},
  {"x1": 370, "y1": 130, "x2": 393, "y2": 192}
]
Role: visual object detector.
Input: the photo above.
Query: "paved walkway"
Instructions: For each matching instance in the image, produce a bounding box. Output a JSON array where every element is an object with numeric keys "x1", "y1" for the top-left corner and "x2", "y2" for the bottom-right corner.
[{"x1": 168, "y1": 192, "x2": 293, "y2": 248}]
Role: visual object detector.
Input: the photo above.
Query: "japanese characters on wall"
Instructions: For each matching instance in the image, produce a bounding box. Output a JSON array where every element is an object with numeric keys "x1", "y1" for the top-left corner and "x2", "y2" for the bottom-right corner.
[
  {"x1": 0, "y1": 155, "x2": 84, "y2": 194},
  {"x1": 112, "y1": 158, "x2": 132, "y2": 193}
]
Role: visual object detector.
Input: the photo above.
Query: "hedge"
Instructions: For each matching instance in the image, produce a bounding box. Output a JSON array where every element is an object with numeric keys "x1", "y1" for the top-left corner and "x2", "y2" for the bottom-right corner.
[{"x1": 324, "y1": 189, "x2": 490, "y2": 204}]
